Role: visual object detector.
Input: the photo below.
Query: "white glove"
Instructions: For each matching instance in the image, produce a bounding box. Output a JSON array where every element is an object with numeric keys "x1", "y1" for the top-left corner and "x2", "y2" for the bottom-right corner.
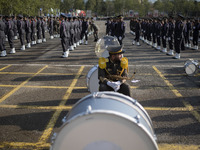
[
  {"x1": 107, "y1": 81, "x2": 121, "y2": 92},
  {"x1": 119, "y1": 36, "x2": 122, "y2": 40}
]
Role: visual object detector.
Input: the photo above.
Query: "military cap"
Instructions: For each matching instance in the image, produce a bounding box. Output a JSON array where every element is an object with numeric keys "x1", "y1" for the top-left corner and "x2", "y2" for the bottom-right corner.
[
  {"x1": 60, "y1": 13, "x2": 66, "y2": 18},
  {"x1": 178, "y1": 14, "x2": 184, "y2": 19},
  {"x1": 40, "y1": 16, "x2": 43, "y2": 19},
  {"x1": 18, "y1": 14, "x2": 23, "y2": 18},
  {"x1": 107, "y1": 45, "x2": 125, "y2": 55}
]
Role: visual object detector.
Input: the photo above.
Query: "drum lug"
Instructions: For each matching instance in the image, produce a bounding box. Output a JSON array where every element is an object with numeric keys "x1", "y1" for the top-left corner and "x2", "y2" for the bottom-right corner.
[
  {"x1": 86, "y1": 105, "x2": 92, "y2": 114},
  {"x1": 51, "y1": 132, "x2": 57, "y2": 144},
  {"x1": 62, "y1": 116, "x2": 67, "y2": 123},
  {"x1": 134, "y1": 115, "x2": 140, "y2": 123}
]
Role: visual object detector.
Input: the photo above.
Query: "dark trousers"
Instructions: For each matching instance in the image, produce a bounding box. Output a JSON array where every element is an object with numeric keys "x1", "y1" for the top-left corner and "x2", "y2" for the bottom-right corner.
[
  {"x1": 81, "y1": 31, "x2": 88, "y2": 41},
  {"x1": 99, "y1": 82, "x2": 131, "y2": 97},
  {"x1": 0, "y1": 37, "x2": 5, "y2": 51},
  {"x1": 134, "y1": 31, "x2": 140, "y2": 42},
  {"x1": 157, "y1": 36, "x2": 161, "y2": 46},
  {"x1": 174, "y1": 38, "x2": 183, "y2": 53},
  {"x1": 19, "y1": 33, "x2": 25, "y2": 45},
  {"x1": 31, "y1": 32, "x2": 36, "y2": 41},
  {"x1": 61, "y1": 37, "x2": 69, "y2": 52},
  {"x1": 26, "y1": 32, "x2": 31, "y2": 43},
  {"x1": 168, "y1": 36, "x2": 173, "y2": 50},
  {"x1": 162, "y1": 36, "x2": 167, "y2": 48},
  {"x1": 8, "y1": 34, "x2": 14, "y2": 48},
  {"x1": 193, "y1": 33, "x2": 199, "y2": 46}
]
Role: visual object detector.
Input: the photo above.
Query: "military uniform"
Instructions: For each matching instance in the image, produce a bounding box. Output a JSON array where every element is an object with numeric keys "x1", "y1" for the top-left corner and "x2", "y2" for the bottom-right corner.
[
  {"x1": 115, "y1": 16, "x2": 126, "y2": 45},
  {"x1": 98, "y1": 45, "x2": 131, "y2": 97},
  {"x1": 60, "y1": 13, "x2": 70, "y2": 58},
  {"x1": 31, "y1": 16, "x2": 36, "y2": 45},
  {"x1": 5, "y1": 16, "x2": 15, "y2": 53},
  {"x1": 192, "y1": 19, "x2": 200, "y2": 50},
  {"x1": 25, "y1": 16, "x2": 32, "y2": 48},
  {"x1": 81, "y1": 18, "x2": 89, "y2": 45},
  {"x1": 166, "y1": 17, "x2": 175, "y2": 56},
  {"x1": 174, "y1": 14, "x2": 184, "y2": 59},
  {"x1": 0, "y1": 15, "x2": 6, "y2": 57},
  {"x1": 41, "y1": 17, "x2": 46, "y2": 42},
  {"x1": 17, "y1": 15, "x2": 26, "y2": 50}
]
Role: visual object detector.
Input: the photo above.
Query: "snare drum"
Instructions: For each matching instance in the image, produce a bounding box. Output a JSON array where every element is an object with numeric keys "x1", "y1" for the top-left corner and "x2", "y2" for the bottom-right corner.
[
  {"x1": 86, "y1": 65, "x2": 99, "y2": 93},
  {"x1": 184, "y1": 59, "x2": 199, "y2": 76},
  {"x1": 50, "y1": 92, "x2": 158, "y2": 150}
]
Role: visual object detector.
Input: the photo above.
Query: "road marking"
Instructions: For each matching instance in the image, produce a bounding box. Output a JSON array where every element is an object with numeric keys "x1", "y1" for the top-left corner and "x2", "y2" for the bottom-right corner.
[
  {"x1": 0, "y1": 65, "x2": 12, "y2": 71},
  {"x1": 153, "y1": 66, "x2": 200, "y2": 123},
  {"x1": 38, "y1": 66, "x2": 84, "y2": 144},
  {"x1": 0, "y1": 104, "x2": 73, "y2": 110},
  {"x1": 0, "y1": 65, "x2": 48, "y2": 104},
  {"x1": 158, "y1": 143, "x2": 200, "y2": 150},
  {"x1": 0, "y1": 141, "x2": 199, "y2": 150}
]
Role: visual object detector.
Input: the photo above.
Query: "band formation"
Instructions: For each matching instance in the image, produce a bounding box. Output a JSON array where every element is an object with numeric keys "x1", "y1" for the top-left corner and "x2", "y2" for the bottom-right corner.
[{"x1": 0, "y1": 14, "x2": 99, "y2": 58}]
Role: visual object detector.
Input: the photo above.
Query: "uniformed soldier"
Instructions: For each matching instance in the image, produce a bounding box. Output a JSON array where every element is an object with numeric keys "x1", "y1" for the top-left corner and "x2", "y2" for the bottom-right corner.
[
  {"x1": 24, "y1": 16, "x2": 32, "y2": 48},
  {"x1": 155, "y1": 18, "x2": 162, "y2": 50},
  {"x1": 17, "y1": 14, "x2": 26, "y2": 50},
  {"x1": 60, "y1": 13, "x2": 70, "y2": 58},
  {"x1": 68, "y1": 16, "x2": 75, "y2": 51},
  {"x1": 166, "y1": 15, "x2": 175, "y2": 56},
  {"x1": 49, "y1": 15, "x2": 54, "y2": 39},
  {"x1": 105, "y1": 17, "x2": 112, "y2": 35},
  {"x1": 161, "y1": 17, "x2": 168, "y2": 53},
  {"x1": 192, "y1": 18, "x2": 200, "y2": 50},
  {"x1": 81, "y1": 17, "x2": 89, "y2": 45},
  {"x1": 115, "y1": 15, "x2": 126, "y2": 45},
  {"x1": 41, "y1": 16, "x2": 46, "y2": 42},
  {"x1": 5, "y1": 16, "x2": 15, "y2": 54},
  {"x1": 36, "y1": 16, "x2": 42, "y2": 43},
  {"x1": 31, "y1": 16, "x2": 37, "y2": 45},
  {"x1": 90, "y1": 20, "x2": 99, "y2": 42},
  {"x1": 132, "y1": 18, "x2": 141, "y2": 46},
  {"x1": 98, "y1": 45, "x2": 131, "y2": 97},
  {"x1": 152, "y1": 18, "x2": 157, "y2": 48},
  {"x1": 12, "y1": 15, "x2": 18, "y2": 40},
  {"x1": 184, "y1": 18, "x2": 192, "y2": 48},
  {"x1": 0, "y1": 14, "x2": 6, "y2": 57},
  {"x1": 173, "y1": 14, "x2": 185, "y2": 59}
]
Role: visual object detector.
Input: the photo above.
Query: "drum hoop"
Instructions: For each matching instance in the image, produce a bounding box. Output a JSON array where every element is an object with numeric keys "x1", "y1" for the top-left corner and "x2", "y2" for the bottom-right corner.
[
  {"x1": 66, "y1": 92, "x2": 154, "y2": 134},
  {"x1": 59, "y1": 110, "x2": 158, "y2": 145}
]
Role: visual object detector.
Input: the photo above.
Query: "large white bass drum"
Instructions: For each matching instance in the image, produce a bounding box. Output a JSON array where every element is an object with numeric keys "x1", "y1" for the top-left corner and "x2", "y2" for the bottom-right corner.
[
  {"x1": 86, "y1": 65, "x2": 99, "y2": 93},
  {"x1": 50, "y1": 92, "x2": 158, "y2": 150},
  {"x1": 184, "y1": 59, "x2": 199, "y2": 76}
]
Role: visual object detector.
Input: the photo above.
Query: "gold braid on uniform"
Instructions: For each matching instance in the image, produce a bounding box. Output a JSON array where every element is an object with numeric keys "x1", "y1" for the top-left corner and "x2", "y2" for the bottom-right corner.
[{"x1": 99, "y1": 57, "x2": 129, "y2": 81}]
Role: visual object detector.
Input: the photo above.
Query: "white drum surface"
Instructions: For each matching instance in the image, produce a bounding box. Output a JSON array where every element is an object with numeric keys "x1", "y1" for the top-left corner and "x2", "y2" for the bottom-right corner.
[
  {"x1": 86, "y1": 65, "x2": 99, "y2": 93},
  {"x1": 185, "y1": 63, "x2": 197, "y2": 75},
  {"x1": 52, "y1": 112, "x2": 158, "y2": 150},
  {"x1": 50, "y1": 92, "x2": 158, "y2": 150}
]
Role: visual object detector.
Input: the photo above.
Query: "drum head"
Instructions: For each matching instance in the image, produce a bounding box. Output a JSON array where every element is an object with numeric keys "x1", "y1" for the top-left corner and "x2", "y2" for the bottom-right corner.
[
  {"x1": 52, "y1": 112, "x2": 158, "y2": 150},
  {"x1": 95, "y1": 36, "x2": 119, "y2": 58},
  {"x1": 185, "y1": 63, "x2": 197, "y2": 76}
]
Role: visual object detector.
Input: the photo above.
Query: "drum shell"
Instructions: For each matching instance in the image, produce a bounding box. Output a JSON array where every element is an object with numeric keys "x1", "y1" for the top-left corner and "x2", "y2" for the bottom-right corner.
[
  {"x1": 65, "y1": 91, "x2": 155, "y2": 138},
  {"x1": 51, "y1": 92, "x2": 158, "y2": 150},
  {"x1": 86, "y1": 65, "x2": 99, "y2": 93}
]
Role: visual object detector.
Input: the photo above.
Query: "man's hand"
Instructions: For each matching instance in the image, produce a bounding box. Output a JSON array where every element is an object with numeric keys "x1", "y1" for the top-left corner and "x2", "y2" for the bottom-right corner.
[{"x1": 107, "y1": 81, "x2": 121, "y2": 92}]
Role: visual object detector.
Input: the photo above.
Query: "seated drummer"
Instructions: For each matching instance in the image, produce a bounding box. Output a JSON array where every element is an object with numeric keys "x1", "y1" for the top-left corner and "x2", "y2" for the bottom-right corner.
[{"x1": 98, "y1": 45, "x2": 131, "y2": 97}]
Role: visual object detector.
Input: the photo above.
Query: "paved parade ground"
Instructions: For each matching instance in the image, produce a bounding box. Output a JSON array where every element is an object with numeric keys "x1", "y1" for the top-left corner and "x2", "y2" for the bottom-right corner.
[{"x1": 0, "y1": 21, "x2": 200, "y2": 150}]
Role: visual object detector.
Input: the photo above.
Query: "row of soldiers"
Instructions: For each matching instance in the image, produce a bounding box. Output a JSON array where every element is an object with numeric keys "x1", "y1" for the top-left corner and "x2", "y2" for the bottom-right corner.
[
  {"x1": 105, "y1": 15, "x2": 126, "y2": 45},
  {"x1": 130, "y1": 14, "x2": 200, "y2": 59},
  {"x1": 0, "y1": 14, "x2": 98, "y2": 57}
]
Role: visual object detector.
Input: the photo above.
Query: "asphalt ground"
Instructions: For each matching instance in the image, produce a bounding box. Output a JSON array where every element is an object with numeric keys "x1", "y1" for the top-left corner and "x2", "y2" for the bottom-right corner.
[{"x1": 0, "y1": 21, "x2": 200, "y2": 150}]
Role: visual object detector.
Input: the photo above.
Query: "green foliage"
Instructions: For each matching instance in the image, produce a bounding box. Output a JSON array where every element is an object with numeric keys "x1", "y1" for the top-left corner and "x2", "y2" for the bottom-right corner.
[{"x1": 0, "y1": 0, "x2": 199, "y2": 17}]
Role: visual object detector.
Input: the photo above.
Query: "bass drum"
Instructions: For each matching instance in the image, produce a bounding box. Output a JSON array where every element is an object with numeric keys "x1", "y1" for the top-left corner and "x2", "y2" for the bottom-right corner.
[
  {"x1": 184, "y1": 59, "x2": 199, "y2": 76},
  {"x1": 86, "y1": 65, "x2": 99, "y2": 93},
  {"x1": 50, "y1": 92, "x2": 158, "y2": 150}
]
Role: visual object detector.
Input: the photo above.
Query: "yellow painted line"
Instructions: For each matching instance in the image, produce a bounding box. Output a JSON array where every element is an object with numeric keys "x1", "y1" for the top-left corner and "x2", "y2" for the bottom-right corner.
[
  {"x1": 38, "y1": 66, "x2": 85, "y2": 143},
  {"x1": 0, "y1": 104, "x2": 73, "y2": 110},
  {"x1": 153, "y1": 66, "x2": 183, "y2": 97},
  {"x1": 158, "y1": 143, "x2": 200, "y2": 150},
  {"x1": 0, "y1": 142, "x2": 200, "y2": 150},
  {"x1": 0, "y1": 104, "x2": 199, "y2": 112},
  {"x1": 144, "y1": 106, "x2": 197, "y2": 111},
  {"x1": 153, "y1": 66, "x2": 200, "y2": 123},
  {"x1": 0, "y1": 142, "x2": 50, "y2": 149},
  {"x1": 0, "y1": 65, "x2": 12, "y2": 71},
  {"x1": 0, "y1": 65, "x2": 48, "y2": 104}
]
